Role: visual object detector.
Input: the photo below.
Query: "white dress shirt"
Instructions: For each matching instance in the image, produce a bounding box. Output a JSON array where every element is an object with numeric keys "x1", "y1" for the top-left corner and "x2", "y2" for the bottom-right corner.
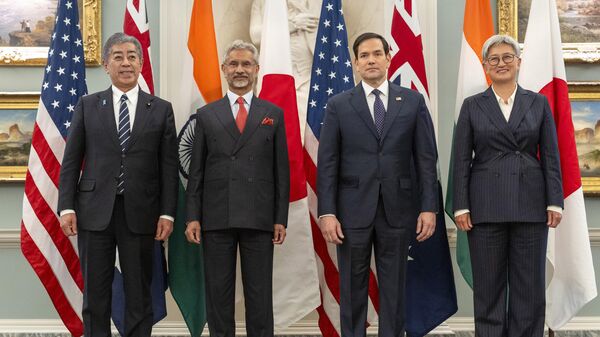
[
  {"x1": 454, "y1": 85, "x2": 562, "y2": 218},
  {"x1": 362, "y1": 80, "x2": 389, "y2": 121},
  {"x1": 226, "y1": 90, "x2": 254, "y2": 118},
  {"x1": 60, "y1": 85, "x2": 174, "y2": 222}
]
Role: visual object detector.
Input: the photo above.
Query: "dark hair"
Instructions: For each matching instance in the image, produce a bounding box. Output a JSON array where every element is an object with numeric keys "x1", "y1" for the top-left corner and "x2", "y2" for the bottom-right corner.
[
  {"x1": 102, "y1": 32, "x2": 143, "y2": 64},
  {"x1": 352, "y1": 32, "x2": 390, "y2": 58}
]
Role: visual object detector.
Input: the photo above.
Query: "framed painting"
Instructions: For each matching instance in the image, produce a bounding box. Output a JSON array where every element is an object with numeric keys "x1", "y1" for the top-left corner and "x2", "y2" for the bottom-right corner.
[
  {"x1": 0, "y1": 0, "x2": 101, "y2": 66},
  {"x1": 0, "y1": 93, "x2": 38, "y2": 181},
  {"x1": 498, "y1": 0, "x2": 600, "y2": 63},
  {"x1": 569, "y1": 82, "x2": 600, "y2": 195}
]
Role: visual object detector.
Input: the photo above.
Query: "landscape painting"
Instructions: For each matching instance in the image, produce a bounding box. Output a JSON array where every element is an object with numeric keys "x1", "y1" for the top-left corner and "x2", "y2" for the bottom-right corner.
[
  {"x1": 0, "y1": 0, "x2": 59, "y2": 48},
  {"x1": 0, "y1": 109, "x2": 34, "y2": 167},
  {"x1": 573, "y1": 100, "x2": 600, "y2": 177}
]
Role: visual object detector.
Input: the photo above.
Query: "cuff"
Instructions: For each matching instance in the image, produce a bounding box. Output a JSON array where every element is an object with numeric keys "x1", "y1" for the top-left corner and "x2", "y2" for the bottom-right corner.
[
  {"x1": 60, "y1": 209, "x2": 76, "y2": 217},
  {"x1": 319, "y1": 214, "x2": 336, "y2": 219},
  {"x1": 160, "y1": 215, "x2": 175, "y2": 222},
  {"x1": 547, "y1": 205, "x2": 562, "y2": 214},
  {"x1": 454, "y1": 209, "x2": 470, "y2": 217}
]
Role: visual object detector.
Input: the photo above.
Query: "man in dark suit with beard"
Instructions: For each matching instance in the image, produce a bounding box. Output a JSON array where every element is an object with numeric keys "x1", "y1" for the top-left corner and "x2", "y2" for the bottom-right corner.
[
  {"x1": 317, "y1": 32, "x2": 439, "y2": 337},
  {"x1": 58, "y1": 32, "x2": 178, "y2": 337},
  {"x1": 184, "y1": 40, "x2": 290, "y2": 337}
]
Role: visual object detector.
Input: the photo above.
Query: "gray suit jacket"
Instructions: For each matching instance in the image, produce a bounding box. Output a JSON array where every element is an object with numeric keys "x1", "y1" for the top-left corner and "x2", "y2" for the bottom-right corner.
[
  {"x1": 317, "y1": 82, "x2": 438, "y2": 229},
  {"x1": 58, "y1": 87, "x2": 179, "y2": 234},
  {"x1": 185, "y1": 96, "x2": 290, "y2": 232},
  {"x1": 452, "y1": 86, "x2": 563, "y2": 224}
]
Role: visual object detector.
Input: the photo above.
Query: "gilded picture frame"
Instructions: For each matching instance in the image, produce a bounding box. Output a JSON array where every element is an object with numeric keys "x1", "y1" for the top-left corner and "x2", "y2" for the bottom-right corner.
[
  {"x1": 0, "y1": 0, "x2": 101, "y2": 66},
  {"x1": 498, "y1": 0, "x2": 600, "y2": 63},
  {"x1": 569, "y1": 82, "x2": 600, "y2": 196},
  {"x1": 0, "y1": 93, "x2": 39, "y2": 181}
]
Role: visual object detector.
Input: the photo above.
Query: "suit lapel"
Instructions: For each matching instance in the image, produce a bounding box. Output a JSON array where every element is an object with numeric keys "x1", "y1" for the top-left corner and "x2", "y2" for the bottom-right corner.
[
  {"x1": 97, "y1": 88, "x2": 120, "y2": 150},
  {"x1": 477, "y1": 87, "x2": 518, "y2": 147},
  {"x1": 507, "y1": 86, "x2": 532, "y2": 132},
  {"x1": 233, "y1": 96, "x2": 267, "y2": 154},
  {"x1": 379, "y1": 83, "x2": 403, "y2": 142},
  {"x1": 214, "y1": 96, "x2": 241, "y2": 141},
  {"x1": 127, "y1": 89, "x2": 153, "y2": 150},
  {"x1": 349, "y1": 84, "x2": 379, "y2": 140}
]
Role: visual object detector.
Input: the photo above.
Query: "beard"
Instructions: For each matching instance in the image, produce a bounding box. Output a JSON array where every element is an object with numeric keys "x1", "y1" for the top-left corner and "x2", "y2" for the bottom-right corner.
[{"x1": 231, "y1": 77, "x2": 250, "y2": 89}]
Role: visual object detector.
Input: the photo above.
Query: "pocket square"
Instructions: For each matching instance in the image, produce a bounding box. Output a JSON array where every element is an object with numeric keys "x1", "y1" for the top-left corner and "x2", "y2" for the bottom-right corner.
[{"x1": 261, "y1": 117, "x2": 274, "y2": 126}]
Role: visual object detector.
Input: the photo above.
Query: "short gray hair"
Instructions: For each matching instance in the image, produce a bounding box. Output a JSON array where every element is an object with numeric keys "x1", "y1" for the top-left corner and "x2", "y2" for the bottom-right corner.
[
  {"x1": 102, "y1": 32, "x2": 143, "y2": 63},
  {"x1": 481, "y1": 34, "x2": 520, "y2": 61},
  {"x1": 222, "y1": 40, "x2": 259, "y2": 65}
]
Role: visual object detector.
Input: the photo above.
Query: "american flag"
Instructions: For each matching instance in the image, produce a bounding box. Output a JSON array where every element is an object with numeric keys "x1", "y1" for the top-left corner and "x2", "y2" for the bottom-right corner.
[
  {"x1": 303, "y1": 1, "x2": 374, "y2": 336},
  {"x1": 20, "y1": 0, "x2": 87, "y2": 336},
  {"x1": 388, "y1": 1, "x2": 457, "y2": 336}
]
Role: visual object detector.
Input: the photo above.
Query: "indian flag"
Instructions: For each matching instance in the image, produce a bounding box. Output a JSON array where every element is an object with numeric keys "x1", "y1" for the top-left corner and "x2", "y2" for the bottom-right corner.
[
  {"x1": 445, "y1": 0, "x2": 493, "y2": 288},
  {"x1": 167, "y1": 0, "x2": 222, "y2": 336}
]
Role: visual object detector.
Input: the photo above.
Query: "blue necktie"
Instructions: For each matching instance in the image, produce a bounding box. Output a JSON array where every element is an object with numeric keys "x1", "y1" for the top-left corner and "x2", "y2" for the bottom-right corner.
[
  {"x1": 372, "y1": 89, "x2": 386, "y2": 136},
  {"x1": 117, "y1": 94, "x2": 131, "y2": 194}
]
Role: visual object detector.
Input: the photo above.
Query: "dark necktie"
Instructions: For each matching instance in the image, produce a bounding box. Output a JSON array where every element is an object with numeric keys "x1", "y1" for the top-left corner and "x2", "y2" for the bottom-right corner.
[
  {"x1": 236, "y1": 96, "x2": 248, "y2": 132},
  {"x1": 372, "y1": 89, "x2": 386, "y2": 136},
  {"x1": 117, "y1": 94, "x2": 131, "y2": 194}
]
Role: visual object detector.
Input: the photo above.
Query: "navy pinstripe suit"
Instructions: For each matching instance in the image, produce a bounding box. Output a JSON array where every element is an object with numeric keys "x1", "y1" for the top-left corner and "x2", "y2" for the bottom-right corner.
[{"x1": 452, "y1": 85, "x2": 563, "y2": 337}]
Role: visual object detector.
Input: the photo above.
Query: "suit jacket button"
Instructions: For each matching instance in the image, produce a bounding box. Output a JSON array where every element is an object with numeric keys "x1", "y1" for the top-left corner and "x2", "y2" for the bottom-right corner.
[
  {"x1": 121, "y1": 154, "x2": 126, "y2": 158},
  {"x1": 231, "y1": 156, "x2": 236, "y2": 161},
  {"x1": 515, "y1": 151, "x2": 521, "y2": 155},
  {"x1": 248, "y1": 178, "x2": 253, "y2": 183}
]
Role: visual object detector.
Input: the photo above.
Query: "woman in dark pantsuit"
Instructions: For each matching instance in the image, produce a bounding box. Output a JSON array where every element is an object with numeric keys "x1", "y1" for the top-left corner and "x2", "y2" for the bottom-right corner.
[{"x1": 452, "y1": 34, "x2": 564, "y2": 337}]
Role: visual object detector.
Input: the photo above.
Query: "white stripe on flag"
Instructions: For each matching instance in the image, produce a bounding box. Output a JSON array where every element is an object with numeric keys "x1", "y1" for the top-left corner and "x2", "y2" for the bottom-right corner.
[{"x1": 36, "y1": 100, "x2": 66, "y2": 164}]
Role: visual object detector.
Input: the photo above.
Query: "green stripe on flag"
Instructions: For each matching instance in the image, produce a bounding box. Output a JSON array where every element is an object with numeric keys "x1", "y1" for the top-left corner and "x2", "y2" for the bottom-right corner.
[
  {"x1": 445, "y1": 125, "x2": 473, "y2": 288},
  {"x1": 168, "y1": 182, "x2": 206, "y2": 337}
]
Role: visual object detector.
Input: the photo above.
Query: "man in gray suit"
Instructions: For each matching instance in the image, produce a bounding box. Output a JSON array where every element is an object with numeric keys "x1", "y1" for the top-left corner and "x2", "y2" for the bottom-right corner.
[
  {"x1": 317, "y1": 32, "x2": 438, "y2": 337},
  {"x1": 185, "y1": 40, "x2": 290, "y2": 337},
  {"x1": 58, "y1": 33, "x2": 179, "y2": 337}
]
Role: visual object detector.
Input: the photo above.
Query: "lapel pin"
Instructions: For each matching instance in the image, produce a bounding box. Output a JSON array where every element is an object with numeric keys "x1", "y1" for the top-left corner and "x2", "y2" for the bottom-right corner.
[
  {"x1": 147, "y1": 102, "x2": 151, "y2": 107},
  {"x1": 395, "y1": 97, "x2": 402, "y2": 101},
  {"x1": 102, "y1": 99, "x2": 107, "y2": 106}
]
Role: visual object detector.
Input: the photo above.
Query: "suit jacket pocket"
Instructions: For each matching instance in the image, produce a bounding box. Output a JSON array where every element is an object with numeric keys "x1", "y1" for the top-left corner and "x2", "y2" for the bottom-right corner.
[
  {"x1": 77, "y1": 179, "x2": 95, "y2": 192},
  {"x1": 339, "y1": 176, "x2": 359, "y2": 188}
]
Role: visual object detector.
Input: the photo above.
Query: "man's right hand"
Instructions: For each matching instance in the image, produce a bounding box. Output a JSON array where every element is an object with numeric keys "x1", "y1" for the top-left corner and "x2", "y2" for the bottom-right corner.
[
  {"x1": 60, "y1": 213, "x2": 78, "y2": 236},
  {"x1": 185, "y1": 220, "x2": 202, "y2": 244},
  {"x1": 319, "y1": 216, "x2": 344, "y2": 245}
]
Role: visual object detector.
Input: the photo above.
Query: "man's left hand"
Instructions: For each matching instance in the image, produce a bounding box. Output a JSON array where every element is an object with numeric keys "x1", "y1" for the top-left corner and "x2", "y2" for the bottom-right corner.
[
  {"x1": 155, "y1": 218, "x2": 174, "y2": 241},
  {"x1": 273, "y1": 224, "x2": 286, "y2": 245},
  {"x1": 416, "y1": 212, "x2": 436, "y2": 242},
  {"x1": 547, "y1": 210, "x2": 562, "y2": 228}
]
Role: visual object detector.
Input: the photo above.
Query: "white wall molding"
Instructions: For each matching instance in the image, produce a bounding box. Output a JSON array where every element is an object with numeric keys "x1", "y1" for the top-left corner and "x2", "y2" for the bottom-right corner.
[{"x1": 0, "y1": 317, "x2": 598, "y2": 335}]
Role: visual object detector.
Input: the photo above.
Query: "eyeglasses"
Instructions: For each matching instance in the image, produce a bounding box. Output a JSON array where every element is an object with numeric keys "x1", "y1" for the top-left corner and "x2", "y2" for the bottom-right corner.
[{"x1": 485, "y1": 54, "x2": 518, "y2": 66}]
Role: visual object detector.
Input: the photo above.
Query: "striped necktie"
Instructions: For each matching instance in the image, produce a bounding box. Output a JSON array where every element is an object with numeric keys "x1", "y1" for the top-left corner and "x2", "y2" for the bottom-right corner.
[{"x1": 117, "y1": 94, "x2": 131, "y2": 194}]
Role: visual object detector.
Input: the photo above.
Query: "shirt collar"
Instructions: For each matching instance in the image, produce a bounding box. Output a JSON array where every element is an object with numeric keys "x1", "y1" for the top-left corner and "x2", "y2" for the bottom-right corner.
[
  {"x1": 227, "y1": 90, "x2": 254, "y2": 107},
  {"x1": 112, "y1": 85, "x2": 139, "y2": 102},
  {"x1": 491, "y1": 84, "x2": 517, "y2": 105},
  {"x1": 362, "y1": 80, "x2": 389, "y2": 98}
]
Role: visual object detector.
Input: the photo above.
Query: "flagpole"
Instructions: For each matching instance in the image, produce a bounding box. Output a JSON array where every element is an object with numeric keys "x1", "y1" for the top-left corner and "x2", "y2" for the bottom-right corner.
[{"x1": 549, "y1": 328, "x2": 555, "y2": 337}]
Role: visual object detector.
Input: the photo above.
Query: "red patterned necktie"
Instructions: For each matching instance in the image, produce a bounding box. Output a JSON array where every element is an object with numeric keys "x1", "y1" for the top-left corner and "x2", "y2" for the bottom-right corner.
[{"x1": 236, "y1": 96, "x2": 248, "y2": 132}]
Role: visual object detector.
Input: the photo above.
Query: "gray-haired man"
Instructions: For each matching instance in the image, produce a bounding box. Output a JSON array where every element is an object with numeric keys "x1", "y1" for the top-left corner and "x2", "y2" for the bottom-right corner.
[
  {"x1": 58, "y1": 32, "x2": 178, "y2": 337},
  {"x1": 185, "y1": 40, "x2": 290, "y2": 337}
]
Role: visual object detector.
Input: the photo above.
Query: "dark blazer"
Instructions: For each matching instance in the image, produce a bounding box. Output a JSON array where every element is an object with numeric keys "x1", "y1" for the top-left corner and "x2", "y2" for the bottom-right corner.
[
  {"x1": 452, "y1": 86, "x2": 563, "y2": 224},
  {"x1": 58, "y1": 87, "x2": 179, "y2": 234},
  {"x1": 317, "y1": 82, "x2": 438, "y2": 229},
  {"x1": 185, "y1": 96, "x2": 290, "y2": 232}
]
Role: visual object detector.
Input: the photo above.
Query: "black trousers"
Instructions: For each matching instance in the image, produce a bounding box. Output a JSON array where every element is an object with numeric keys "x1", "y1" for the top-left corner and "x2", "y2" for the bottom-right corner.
[
  {"x1": 337, "y1": 198, "x2": 410, "y2": 337},
  {"x1": 78, "y1": 196, "x2": 154, "y2": 337},
  {"x1": 202, "y1": 228, "x2": 274, "y2": 337},
  {"x1": 468, "y1": 222, "x2": 548, "y2": 337}
]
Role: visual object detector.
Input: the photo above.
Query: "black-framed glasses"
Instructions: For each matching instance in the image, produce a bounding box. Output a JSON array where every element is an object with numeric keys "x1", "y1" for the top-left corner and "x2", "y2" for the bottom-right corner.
[{"x1": 485, "y1": 54, "x2": 518, "y2": 66}]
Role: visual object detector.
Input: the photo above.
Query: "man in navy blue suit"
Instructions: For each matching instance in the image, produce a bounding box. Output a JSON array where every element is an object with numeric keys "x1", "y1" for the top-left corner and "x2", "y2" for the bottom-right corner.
[{"x1": 317, "y1": 32, "x2": 439, "y2": 337}]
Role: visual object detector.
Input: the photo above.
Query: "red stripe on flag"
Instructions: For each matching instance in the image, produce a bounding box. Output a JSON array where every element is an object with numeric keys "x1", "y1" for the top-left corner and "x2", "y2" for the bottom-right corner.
[
  {"x1": 260, "y1": 74, "x2": 307, "y2": 201},
  {"x1": 310, "y1": 215, "x2": 341, "y2": 301},
  {"x1": 31, "y1": 123, "x2": 61, "y2": 187},
  {"x1": 539, "y1": 78, "x2": 582, "y2": 198},
  {"x1": 21, "y1": 224, "x2": 83, "y2": 336},
  {"x1": 316, "y1": 302, "x2": 340, "y2": 337},
  {"x1": 24, "y1": 172, "x2": 83, "y2": 289}
]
